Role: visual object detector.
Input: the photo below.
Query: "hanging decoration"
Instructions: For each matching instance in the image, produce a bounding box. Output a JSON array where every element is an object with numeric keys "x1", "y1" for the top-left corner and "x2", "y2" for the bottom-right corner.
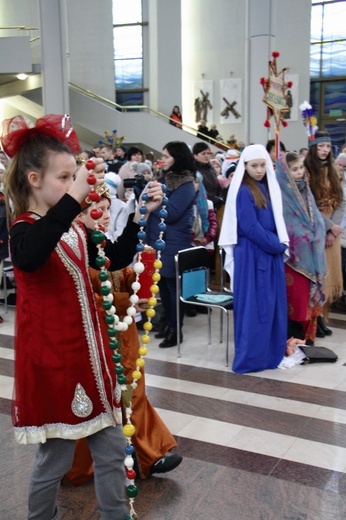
[
  {"x1": 299, "y1": 100, "x2": 318, "y2": 141},
  {"x1": 260, "y1": 51, "x2": 292, "y2": 158},
  {"x1": 85, "y1": 159, "x2": 167, "y2": 519}
]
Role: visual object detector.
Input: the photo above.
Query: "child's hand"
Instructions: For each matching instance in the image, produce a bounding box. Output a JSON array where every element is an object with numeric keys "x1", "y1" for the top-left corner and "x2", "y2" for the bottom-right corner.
[
  {"x1": 68, "y1": 158, "x2": 105, "y2": 204},
  {"x1": 136, "y1": 298, "x2": 149, "y2": 313}
]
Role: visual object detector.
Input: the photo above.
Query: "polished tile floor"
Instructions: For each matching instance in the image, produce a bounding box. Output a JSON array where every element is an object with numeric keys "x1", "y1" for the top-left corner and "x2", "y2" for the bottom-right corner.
[{"x1": 1, "y1": 301, "x2": 346, "y2": 519}]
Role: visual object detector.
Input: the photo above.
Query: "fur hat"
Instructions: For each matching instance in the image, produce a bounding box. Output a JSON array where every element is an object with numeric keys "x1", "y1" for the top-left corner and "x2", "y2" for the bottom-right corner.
[{"x1": 335, "y1": 153, "x2": 346, "y2": 167}]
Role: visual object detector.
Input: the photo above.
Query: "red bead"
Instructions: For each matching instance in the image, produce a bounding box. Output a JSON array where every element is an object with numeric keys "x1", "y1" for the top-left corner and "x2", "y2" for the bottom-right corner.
[
  {"x1": 90, "y1": 207, "x2": 103, "y2": 220},
  {"x1": 88, "y1": 191, "x2": 102, "y2": 203},
  {"x1": 87, "y1": 174, "x2": 97, "y2": 185},
  {"x1": 105, "y1": 257, "x2": 111, "y2": 269},
  {"x1": 101, "y1": 240, "x2": 107, "y2": 248},
  {"x1": 85, "y1": 159, "x2": 96, "y2": 170},
  {"x1": 126, "y1": 469, "x2": 136, "y2": 480},
  {"x1": 98, "y1": 223, "x2": 105, "y2": 232}
]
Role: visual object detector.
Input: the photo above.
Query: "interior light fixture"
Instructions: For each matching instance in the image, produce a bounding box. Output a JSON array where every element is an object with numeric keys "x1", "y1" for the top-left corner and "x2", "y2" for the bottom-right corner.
[{"x1": 17, "y1": 73, "x2": 28, "y2": 80}]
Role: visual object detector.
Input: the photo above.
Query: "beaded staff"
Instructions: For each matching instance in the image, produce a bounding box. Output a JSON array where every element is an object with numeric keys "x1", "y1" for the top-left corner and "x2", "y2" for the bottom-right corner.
[{"x1": 85, "y1": 159, "x2": 167, "y2": 519}]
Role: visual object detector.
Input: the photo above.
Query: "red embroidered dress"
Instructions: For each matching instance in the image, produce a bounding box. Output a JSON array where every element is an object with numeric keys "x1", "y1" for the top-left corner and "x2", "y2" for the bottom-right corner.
[{"x1": 10, "y1": 195, "x2": 139, "y2": 444}]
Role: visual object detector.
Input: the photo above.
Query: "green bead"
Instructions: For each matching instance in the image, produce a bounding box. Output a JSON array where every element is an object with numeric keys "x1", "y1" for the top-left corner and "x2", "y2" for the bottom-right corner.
[
  {"x1": 115, "y1": 365, "x2": 124, "y2": 375},
  {"x1": 100, "y1": 285, "x2": 111, "y2": 296},
  {"x1": 117, "y1": 374, "x2": 127, "y2": 385},
  {"x1": 91, "y1": 230, "x2": 105, "y2": 244},
  {"x1": 98, "y1": 271, "x2": 109, "y2": 282},
  {"x1": 105, "y1": 315, "x2": 115, "y2": 325},
  {"x1": 112, "y1": 353, "x2": 122, "y2": 363},
  {"x1": 109, "y1": 339, "x2": 119, "y2": 349},
  {"x1": 126, "y1": 484, "x2": 138, "y2": 498},
  {"x1": 95, "y1": 256, "x2": 106, "y2": 267},
  {"x1": 102, "y1": 300, "x2": 112, "y2": 311},
  {"x1": 107, "y1": 327, "x2": 117, "y2": 337}
]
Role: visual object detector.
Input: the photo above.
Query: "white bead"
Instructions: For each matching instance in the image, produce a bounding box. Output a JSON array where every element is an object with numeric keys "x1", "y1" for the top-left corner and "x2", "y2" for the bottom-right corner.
[
  {"x1": 105, "y1": 293, "x2": 114, "y2": 302},
  {"x1": 131, "y1": 281, "x2": 141, "y2": 292},
  {"x1": 130, "y1": 294, "x2": 139, "y2": 304},
  {"x1": 121, "y1": 322, "x2": 129, "y2": 331},
  {"x1": 108, "y1": 306, "x2": 116, "y2": 315},
  {"x1": 123, "y1": 316, "x2": 133, "y2": 325},
  {"x1": 124, "y1": 455, "x2": 134, "y2": 469},
  {"x1": 126, "y1": 306, "x2": 137, "y2": 317},
  {"x1": 113, "y1": 315, "x2": 119, "y2": 324},
  {"x1": 133, "y1": 261, "x2": 145, "y2": 274},
  {"x1": 102, "y1": 280, "x2": 112, "y2": 289}
]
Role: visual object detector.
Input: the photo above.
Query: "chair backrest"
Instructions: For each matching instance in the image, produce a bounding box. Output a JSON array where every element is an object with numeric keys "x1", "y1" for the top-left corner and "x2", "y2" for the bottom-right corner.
[{"x1": 176, "y1": 246, "x2": 210, "y2": 276}]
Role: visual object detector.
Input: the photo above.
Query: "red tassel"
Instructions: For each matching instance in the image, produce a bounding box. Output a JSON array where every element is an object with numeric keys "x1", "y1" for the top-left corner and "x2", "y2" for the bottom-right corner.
[
  {"x1": 260, "y1": 77, "x2": 267, "y2": 86},
  {"x1": 287, "y1": 81, "x2": 293, "y2": 88},
  {"x1": 264, "y1": 120, "x2": 271, "y2": 128},
  {"x1": 272, "y1": 51, "x2": 280, "y2": 58},
  {"x1": 282, "y1": 120, "x2": 288, "y2": 128}
]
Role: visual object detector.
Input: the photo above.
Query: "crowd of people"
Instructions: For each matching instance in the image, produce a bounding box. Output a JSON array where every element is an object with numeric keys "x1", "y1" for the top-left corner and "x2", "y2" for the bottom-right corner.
[{"x1": 1, "y1": 112, "x2": 346, "y2": 518}]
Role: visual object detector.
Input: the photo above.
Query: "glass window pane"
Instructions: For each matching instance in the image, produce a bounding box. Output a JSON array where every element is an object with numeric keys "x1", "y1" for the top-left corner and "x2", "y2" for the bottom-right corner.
[
  {"x1": 310, "y1": 82, "x2": 320, "y2": 116},
  {"x1": 322, "y1": 2, "x2": 346, "y2": 41},
  {"x1": 115, "y1": 59, "x2": 143, "y2": 89},
  {"x1": 116, "y1": 91, "x2": 144, "y2": 108},
  {"x1": 321, "y1": 41, "x2": 346, "y2": 77},
  {"x1": 310, "y1": 44, "x2": 321, "y2": 77},
  {"x1": 323, "y1": 81, "x2": 346, "y2": 115},
  {"x1": 311, "y1": 5, "x2": 322, "y2": 43},
  {"x1": 114, "y1": 26, "x2": 142, "y2": 60},
  {"x1": 324, "y1": 122, "x2": 346, "y2": 153},
  {"x1": 113, "y1": 0, "x2": 142, "y2": 25}
]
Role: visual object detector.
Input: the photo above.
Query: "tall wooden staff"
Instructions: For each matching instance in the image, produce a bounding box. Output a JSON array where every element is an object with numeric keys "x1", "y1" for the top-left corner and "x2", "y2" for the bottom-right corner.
[{"x1": 260, "y1": 51, "x2": 292, "y2": 160}]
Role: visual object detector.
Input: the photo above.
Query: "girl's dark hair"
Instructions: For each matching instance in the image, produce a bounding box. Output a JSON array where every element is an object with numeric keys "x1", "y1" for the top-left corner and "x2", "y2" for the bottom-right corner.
[
  {"x1": 127, "y1": 146, "x2": 143, "y2": 161},
  {"x1": 5, "y1": 135, "x2": 73, "y2": 218},
  {"x1": 242, "y1": 170, "x2": 268, "y2": 209},
  {"x1": 162, "y1": 141, "x2": 195, "y2": 173},
  {"x1": 265, "y1": 139, "x2": 286, "y2": 153},
  {"x1": 192, "y1": 141, "x2": 209, "y2": 156},
  {"x1": 304, "y1": 131, "x2": 343, "y2": 205}
]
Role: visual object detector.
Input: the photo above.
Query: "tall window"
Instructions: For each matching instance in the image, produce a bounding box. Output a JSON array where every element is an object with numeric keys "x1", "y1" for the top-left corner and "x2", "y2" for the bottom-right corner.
[
  {"x1": 112, "y1": 0, "x2": 146, "y2": 106},
  {"x1": 310, "y1": 0, "x2": 346, "y2": 150}
]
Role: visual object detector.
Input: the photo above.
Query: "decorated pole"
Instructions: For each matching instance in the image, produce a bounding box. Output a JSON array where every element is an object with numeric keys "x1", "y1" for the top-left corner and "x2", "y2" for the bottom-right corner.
[{"x1": 260, "y1": 51, "x2": 292, "y2": 160}]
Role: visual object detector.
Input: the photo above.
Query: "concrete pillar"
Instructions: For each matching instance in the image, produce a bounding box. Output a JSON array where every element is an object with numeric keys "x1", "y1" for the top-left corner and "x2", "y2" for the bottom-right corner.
[
  {"x1": 148, "y1": 0, "x2": 182, "y2": 116},
  {"x1": 39, "y1": 0, "x2": 69, "y2": 114},
  {"x1": 246, "y1": 0, "x2": 276, "y2": 145}
]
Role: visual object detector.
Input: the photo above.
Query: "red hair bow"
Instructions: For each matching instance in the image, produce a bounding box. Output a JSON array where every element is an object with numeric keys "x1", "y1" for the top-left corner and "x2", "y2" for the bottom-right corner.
[{"x1": 1, "y1": 114, "x2": 81, "y2": 158}]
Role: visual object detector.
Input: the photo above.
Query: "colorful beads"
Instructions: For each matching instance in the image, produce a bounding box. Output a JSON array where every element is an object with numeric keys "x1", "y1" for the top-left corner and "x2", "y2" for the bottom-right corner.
[
  {"x1": 141, "y1": 334, "x2": 150, "y2": 344},
  {"x1": 138, "y1": 346, "x2": 148, "y2": 356},
  {"x1": 142, "y1": 321, "x2": 153, "y2": 331},
  {"x1": 123, "y1": 424, "x2": 136, "y2": 437},
  {"x1": 126, "y1": 484, "x2": 138, "y2": 498}
]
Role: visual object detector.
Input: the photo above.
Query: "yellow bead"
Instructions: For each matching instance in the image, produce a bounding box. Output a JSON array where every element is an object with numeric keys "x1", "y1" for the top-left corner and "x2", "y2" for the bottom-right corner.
[
  {"x1": 141, "y1": 334, "x2": 150, "y2": 344},
  {"x1": 152, "y1": 272, "x2": 161, "y2": 282},
  {"x1": 132, "y1": 370, "x2": 142, "y2": 380},
  {"x1": 123, "y1": 424, "x2": 136, "y2": 437},
  {"x1": 153, "y1": 260, "x2": 162, "y2": 269},
  {"x1": 146, "y1": 308, "x2": 155, "y2": 318},
  {"x1": 138, "y1": 346, "x2": 148, "y2": 356},
  {"x1": 143, "y1": 321, "x2": 153, "y2": 331},
  {"x1": 136, "y1": 358, "x2": 145, "y2": 368},
  {"x1": 147, "y1": 297, "x2": 157, "y2": 307},
  {"x1": 150, "y1": 284, "x2": 160, "y2": 294}
]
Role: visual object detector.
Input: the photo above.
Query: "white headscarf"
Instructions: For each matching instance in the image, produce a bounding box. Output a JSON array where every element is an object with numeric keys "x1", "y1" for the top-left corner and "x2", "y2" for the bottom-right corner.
[{"x1": 218, "y1": 144, "x2": 289, "y2": 289}]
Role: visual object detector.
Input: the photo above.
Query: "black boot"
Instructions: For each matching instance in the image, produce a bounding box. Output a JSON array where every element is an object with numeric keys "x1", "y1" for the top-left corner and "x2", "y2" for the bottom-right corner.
[
  {"x1": 317, "y1": 316, "x2": 332, "y2": 336},
  {"x1": 154, "y1": 324, "x2": 169, "y2": 339},
  {"x1": 159, "y1": 330, "x2": 183, "y2": 348}
]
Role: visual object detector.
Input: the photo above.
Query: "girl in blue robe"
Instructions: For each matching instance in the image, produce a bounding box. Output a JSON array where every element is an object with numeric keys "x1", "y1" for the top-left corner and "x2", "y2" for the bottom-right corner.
[{"x1": 219, "y1": 145, "x2": 289, "y2": 373}]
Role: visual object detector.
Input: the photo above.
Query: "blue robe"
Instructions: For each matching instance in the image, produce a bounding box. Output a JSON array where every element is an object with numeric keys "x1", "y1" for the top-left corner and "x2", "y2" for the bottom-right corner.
[{"x1": 233, "y1": 182, "x2": 287, "y2": 373}]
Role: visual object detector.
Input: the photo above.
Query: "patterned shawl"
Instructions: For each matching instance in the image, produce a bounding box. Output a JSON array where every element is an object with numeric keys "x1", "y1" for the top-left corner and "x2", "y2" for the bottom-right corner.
[{"x1": 276, "y1": 156, "x2": 327, "y2": 306}]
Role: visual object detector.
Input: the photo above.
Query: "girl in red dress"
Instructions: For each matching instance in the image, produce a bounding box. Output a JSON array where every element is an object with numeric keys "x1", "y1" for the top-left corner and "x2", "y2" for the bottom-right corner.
[{"x1": 1, "y1": 114, "x2": 162, "y2": 520}]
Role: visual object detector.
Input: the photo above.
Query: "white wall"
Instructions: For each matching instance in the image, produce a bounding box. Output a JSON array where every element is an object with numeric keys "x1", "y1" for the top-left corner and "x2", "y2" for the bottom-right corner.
[
  {"x1": 66, "y1": 0, "x2": 115, "y2": 102},
  {"x1": 181, "y1": 0, "x2": 311, "y2": 152}
]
